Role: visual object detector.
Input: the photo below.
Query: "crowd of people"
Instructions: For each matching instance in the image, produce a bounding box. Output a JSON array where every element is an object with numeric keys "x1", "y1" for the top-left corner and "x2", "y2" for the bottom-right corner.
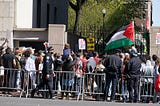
[{"x1": 0, "y1": 44, "x2": 160, "y2": 103}]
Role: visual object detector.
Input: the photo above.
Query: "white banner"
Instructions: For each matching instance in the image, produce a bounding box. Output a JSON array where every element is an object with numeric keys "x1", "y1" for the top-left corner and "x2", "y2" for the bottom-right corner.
[{"x1": 78, "y1": 38, "x2": 86, "y2": 50}]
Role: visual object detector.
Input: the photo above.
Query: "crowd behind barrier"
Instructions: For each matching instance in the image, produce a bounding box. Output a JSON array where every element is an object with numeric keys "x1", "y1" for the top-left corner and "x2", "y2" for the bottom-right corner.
[
  {"x1": 0, "y1": 45, "x2": 160, "y2": 103},
  {"x1": 0, "y1": 68, "x2": 159, "y2": 103}
]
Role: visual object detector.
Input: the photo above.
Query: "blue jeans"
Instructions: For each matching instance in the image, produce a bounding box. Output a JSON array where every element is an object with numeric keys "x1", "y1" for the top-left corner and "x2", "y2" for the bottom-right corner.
[
  {"x1": 120, "y1": 79, "x2": 127, "y2": 102},
  {"x1": 104, "y1": 72, "x2": 118, "y2": 101}
]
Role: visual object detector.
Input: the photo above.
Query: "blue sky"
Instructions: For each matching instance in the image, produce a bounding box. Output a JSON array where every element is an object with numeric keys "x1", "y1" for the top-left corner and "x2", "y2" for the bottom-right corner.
[{"x1": 152, "y1": 0, "x2": 160, "y2": 26}]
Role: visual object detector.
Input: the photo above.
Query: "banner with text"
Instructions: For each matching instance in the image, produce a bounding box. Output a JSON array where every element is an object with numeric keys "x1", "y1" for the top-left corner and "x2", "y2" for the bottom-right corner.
[
  {"x1": 78, "y1": 38, "x2": 86, "y2": 50},
  {"x1": 86, "y1": 38, "x2": 95, "y2": 51}
]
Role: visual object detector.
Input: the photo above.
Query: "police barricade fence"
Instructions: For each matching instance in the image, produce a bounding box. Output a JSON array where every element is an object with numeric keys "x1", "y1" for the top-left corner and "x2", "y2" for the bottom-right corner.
[
  {"x1": 115, "y1": 75, "x2": 128, "y2": 102},
  {"x1": 0, "y1": 68, "x2": 159, "y2": 102},
  {"x1": 115, "y1": 75, "x2": 158, "y2": 103},
  {"x1": 0, "y1": 67, "x2": 39, "y2": 98},
  {"x1": 20, "y1": 70, "x2": 106, "y2": 100},
  {"x1": 0, "y1": 67, "x2": 23, "y2": 97},
  {"x1": 20, "y1": 70, "x2": 84, "y2": 99},
  {"x1": 82, "y1": 72, "x2": 106, "y2": 101},
  {"x1": 53, "y1": 71, "x2": 83, "y2": 100},
  {"x1": 139, "y1": 75, "x2": 156, "y2": 103}
]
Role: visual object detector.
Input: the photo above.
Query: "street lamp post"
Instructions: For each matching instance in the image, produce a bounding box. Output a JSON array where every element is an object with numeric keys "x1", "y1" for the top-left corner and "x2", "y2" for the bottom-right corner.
[{"x1": 102, "y1": 9, "x2": 106, "y2": 53}]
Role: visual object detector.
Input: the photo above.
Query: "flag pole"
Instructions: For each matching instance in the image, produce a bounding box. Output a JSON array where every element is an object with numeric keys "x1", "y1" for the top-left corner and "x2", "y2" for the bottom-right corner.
[{"x1": 132, "y1": 21, "x2": 135, "y2": 47}]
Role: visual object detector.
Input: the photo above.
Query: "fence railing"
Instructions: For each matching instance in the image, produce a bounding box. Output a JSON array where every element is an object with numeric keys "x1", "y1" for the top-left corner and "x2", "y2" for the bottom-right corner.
[{"x1": 0, "y1": 68, "x2": 159, "y2": 102}]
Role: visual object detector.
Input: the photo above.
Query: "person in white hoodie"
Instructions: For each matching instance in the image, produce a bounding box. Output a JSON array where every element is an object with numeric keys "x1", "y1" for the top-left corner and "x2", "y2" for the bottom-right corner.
[{"x1": 140, "y1": 55, "x2": 154, "y2": 103}]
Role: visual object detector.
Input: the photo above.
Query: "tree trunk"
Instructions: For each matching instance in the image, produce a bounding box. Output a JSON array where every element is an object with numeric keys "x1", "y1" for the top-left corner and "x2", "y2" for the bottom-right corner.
[
  {"x1": 73, "y1": 10, "x2": 80, "y2": 34},
  {"x1": 68, "y1": 0, "x2": 86, "y2": 34}
]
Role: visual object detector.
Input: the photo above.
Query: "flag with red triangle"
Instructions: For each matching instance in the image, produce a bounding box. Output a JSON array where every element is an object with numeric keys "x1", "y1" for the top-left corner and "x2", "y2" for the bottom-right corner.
[{"x1": 105, "y1": 21, "x2": 135, "y2": 50}]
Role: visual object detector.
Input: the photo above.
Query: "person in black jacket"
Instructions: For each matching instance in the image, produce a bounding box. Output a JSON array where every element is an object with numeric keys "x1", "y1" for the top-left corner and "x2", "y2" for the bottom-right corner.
[
  {"x1": 103, "y1": 49, "x2": 122, "y2": 102},
  {"x1": 124, "y1": 49, "x2": 141, "y2": 103},
  {"x1": 2, "y1": 47, "x2": 16, "y2": 88},
  {"x1": 31, "y1": 46, "x2": 55, "y2": 99}
]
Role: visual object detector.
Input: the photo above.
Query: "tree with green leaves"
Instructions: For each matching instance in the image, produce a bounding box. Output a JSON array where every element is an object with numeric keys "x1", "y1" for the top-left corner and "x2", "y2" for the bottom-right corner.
[
  {"x1": 68, "y1": 0, "x2": 147, "y2": 53},
  {"x1": 68, "y1": 0, "x2": 145, "y2": 36},
  {"x1": 68, "y1": 0, "x2": 87, "y2": 34}
]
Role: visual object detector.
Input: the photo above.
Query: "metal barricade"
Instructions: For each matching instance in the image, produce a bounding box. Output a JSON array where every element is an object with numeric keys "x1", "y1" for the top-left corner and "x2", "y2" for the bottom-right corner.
[
  {"x1": 20, "y1": 70, "x2": 83, "y2": 100},
  {"x1": 115, "y1": 75, "x2": 156, "y2": 103},
  {"x1": 114, "y1": 75, "x2": 157, "y2": 103},
  {"x1": 0, "y1": 68, "x2": 23, "y2": 97},
  {"x1": 82, "y1": 72, "x2": 105, "y2": 101},
  {"x1": 20, "y1": 70, "x2": 37, "y2": 98},
  {"x1": 139, "y1": 75, "x2": 155, "y2": 103},
  {"x1": 115, "y1": 76, "x2": 128, "y2": 102},
  {"x1": 2, "y1": 68, "x2": 160, "y2": 103},
  {"x1": 0, "y1": 69, "x2": 106, "y2": 100},
  {"x1": 53, "y1": 71, "x2": 83, "y2": 100}
]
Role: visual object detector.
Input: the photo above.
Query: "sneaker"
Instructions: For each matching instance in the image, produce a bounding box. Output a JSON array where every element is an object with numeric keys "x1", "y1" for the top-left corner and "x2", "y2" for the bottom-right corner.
[
  {"x1": 69, "y1": 93, "x2": 71, "y2": 96},
  {"x1": 51, "y1": 97, "x2": 56, "y2": 100}
]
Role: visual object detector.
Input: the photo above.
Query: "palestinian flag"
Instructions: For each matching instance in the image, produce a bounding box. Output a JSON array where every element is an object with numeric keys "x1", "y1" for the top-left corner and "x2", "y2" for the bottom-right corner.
[{"x1": 105, "y1": 21, "x2": 135, "y2": 50}]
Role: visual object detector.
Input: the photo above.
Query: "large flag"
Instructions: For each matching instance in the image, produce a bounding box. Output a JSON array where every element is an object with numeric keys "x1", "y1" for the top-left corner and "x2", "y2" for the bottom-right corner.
[{"x1": 105, "y1": 21, "x2": 135, "y2": 50}]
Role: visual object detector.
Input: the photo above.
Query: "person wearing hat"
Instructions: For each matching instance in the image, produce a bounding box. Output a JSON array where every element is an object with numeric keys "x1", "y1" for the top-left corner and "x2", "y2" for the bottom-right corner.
[
  {"x1": 47, "y1": 46, "x2": 54, "y2": 53},
  {"x1": 31, "y1": 46, "x2": 55, "y2": 99},
  {"x1": 124, "y1": 49, "x2": 141, "y2": 103}
]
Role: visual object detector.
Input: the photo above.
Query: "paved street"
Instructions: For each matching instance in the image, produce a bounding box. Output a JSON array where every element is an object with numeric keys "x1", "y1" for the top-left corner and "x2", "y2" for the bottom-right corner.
[{"x1": 0, "y1": 96, "x2": 158, "y2": 106}]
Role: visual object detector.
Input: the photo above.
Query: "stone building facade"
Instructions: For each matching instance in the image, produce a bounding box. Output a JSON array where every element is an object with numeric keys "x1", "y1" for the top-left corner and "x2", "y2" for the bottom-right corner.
[
  {"x1": 0, "y1": 0, "x2": 68, "y2": 54},
  {"x1": 0, "y1": 0, "x2": 14, "y2": 48},
  {"x1": 150, "y1": 27, "x2": 160, "y2": 56}
]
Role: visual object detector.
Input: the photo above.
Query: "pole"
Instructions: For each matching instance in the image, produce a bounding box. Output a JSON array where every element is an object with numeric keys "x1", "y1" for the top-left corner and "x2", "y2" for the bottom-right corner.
[
  {"x1": 102, "y1": 9, "x2": 106, "y2": 53},
  {"x1": 103, "y1": 14, "x2": 105, "y2": 53}
]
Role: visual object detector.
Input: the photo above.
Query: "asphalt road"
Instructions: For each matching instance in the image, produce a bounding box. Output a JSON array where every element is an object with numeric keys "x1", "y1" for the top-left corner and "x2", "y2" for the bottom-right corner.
[{"x1": 0, "y1": 97, "x2": 159, "y2": 106}]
